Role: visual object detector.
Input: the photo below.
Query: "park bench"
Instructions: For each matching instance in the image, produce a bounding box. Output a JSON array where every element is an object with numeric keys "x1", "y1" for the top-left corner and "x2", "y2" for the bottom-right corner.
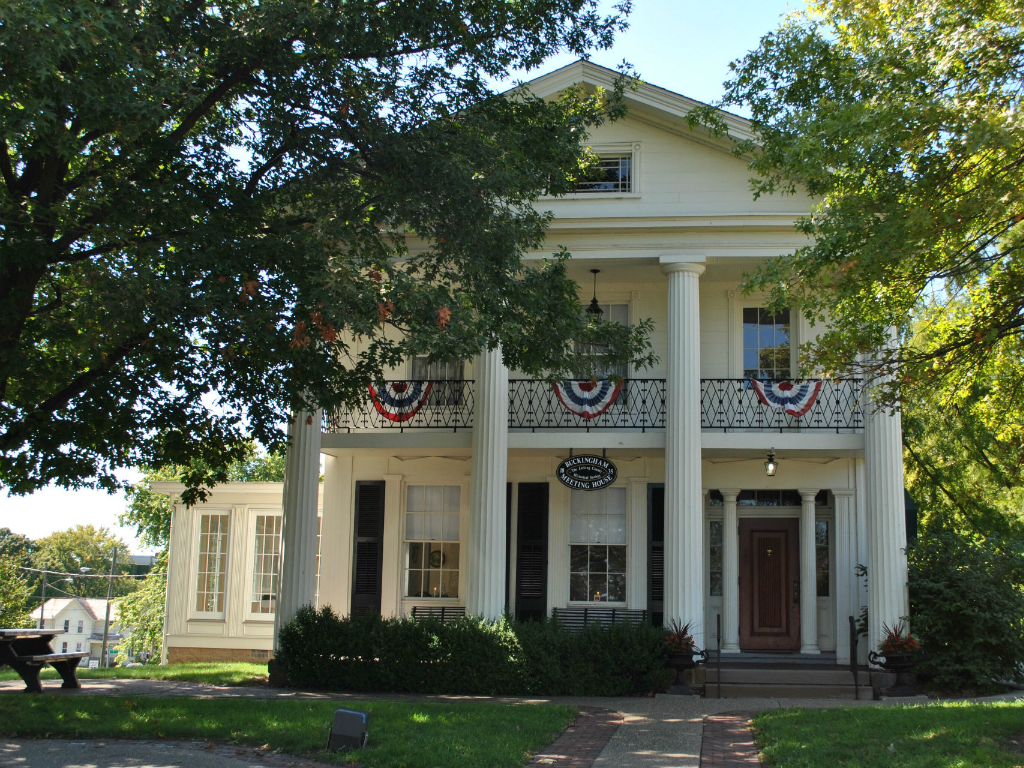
[
  {"x1": 410, "y1": 606, "x2": 466, "y2": 622},
  {"x1": 550, "y1": 606, "x2": 648, "y2": 632},
  {"x1": 0, "y1": 628, "x2": 90, "y2": 693}
]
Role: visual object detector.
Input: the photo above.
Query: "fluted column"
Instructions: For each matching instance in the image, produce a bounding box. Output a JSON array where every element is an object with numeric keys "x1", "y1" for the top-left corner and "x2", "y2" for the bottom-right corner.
[
  {"x1": 467, "y1": 345, "x2": 509, "y2": 620},
  {"x1": 799, "y1": 488, "x2": 821, "y2": 654},
  {"x1": 661, "y1": 259, "x2": 705, "y2": 648},
  {"x1": 864, "y1": 386, "x2": 909, "y2": 655},
  {"x1": 833, "y1": 489, "x2": 857, "y2": 665},
  {"x1": 274, "y1": 409, "x2": 323, "y2": 645},
  {"x1": 720, "y1": 489, "x2": 740, "y2": 653}
]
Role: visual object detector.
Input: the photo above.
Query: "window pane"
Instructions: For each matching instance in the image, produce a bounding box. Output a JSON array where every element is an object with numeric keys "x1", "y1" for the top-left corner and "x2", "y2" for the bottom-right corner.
[
  {"x1": 442, "y1": 542, "x2": 460, "y2": 569},
  {"x1": 444, "y1": 487, "x2": 460, "y2": 512},
  {"x1": 608, "y1": 574, "x2": 626, "y2": 602},
  {"x1": 588, "y1": 516, "x2": 608, "y2": 544},
  {"x1": 424, "y1": 486, "x2": 443, "y2": 512},
  {"x1": 588, "y1": 546, "x2": 608, "y2": 573},
  {"x1": 569, "y1": 516, "x2": 587, "y2": 543},
  {"x1": 406, "y1": 513, "x2": 421, "y2": 539},
  {"x1": 570, "y1": 572, "x2": 588, "y2": 601},
  {"x1": 570, "y1": 545, "x2": 589, "y2": 572},
  {"x1": 442, "y1": 513, "x2": 459, "y2": 541},
  {"x1": 590, "y1": 574, "x2": 608, "y2": 601},
  {"x1": 608, "y1": 514, "x2": 626, "y2": 544},
  {"x1": 608, "y1": 546, "x2": 626, "y2": 573},
  {"x1": 408, "y1": 542, "x2": 423, "y2": 568},
  {"x1": 710, "y1": 572, "x2": 723, "y2": 597},
  {"x1": 710, "y1": 520, "x2": 723, "y2": 546},
  {"x1": 815, "y1": 520, "x2": 829, "y2": 546}
]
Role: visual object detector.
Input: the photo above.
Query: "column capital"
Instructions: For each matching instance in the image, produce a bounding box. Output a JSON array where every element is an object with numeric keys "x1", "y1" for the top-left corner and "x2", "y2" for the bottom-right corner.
[
  {"x1": 719, "y1": 488, "x2": 741, "y2": 503},
  {"x1": 831, "y1": 488, "x2": 856, "y2": 498},
  {"x1": 798, "y1": 488, "x2": 820, "y2": 502},
  {"x1": 660, "y1": 257, "x2": 706, "y2": 277}
]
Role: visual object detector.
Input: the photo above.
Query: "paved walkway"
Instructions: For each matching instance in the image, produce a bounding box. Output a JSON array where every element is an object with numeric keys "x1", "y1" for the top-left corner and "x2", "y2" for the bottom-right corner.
[{"x1": 1, "y1": 678, "x2": 1020, "y2": 768}]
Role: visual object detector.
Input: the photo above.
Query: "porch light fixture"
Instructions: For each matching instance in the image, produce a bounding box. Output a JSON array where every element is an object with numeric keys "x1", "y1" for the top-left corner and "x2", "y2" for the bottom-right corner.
[
  {"x1": 765, "y1": 448, "x2": 778, "y2": 477},
  {"x1": 586, "y1": 269, "x2": 603, "y2": 317}
]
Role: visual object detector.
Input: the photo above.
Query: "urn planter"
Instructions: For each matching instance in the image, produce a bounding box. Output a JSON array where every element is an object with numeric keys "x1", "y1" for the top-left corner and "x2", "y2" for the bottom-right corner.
[
  {"x1": 665, "y1": 649, "x2": 707, "y2": 695},
  {"x1": 869, "y1": 650, "x2": 920, "y2": 697}
]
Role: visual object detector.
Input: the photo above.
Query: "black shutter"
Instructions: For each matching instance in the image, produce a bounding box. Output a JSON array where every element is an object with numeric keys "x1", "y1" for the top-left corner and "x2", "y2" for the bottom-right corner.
[
  {"x1": 351, "y1": 481, "x2": 385, "y2": 616},
  {"x1": 648, "y1": 484, "x2": 664, "y2": 627},
  {"x1": 515, "y1": 483, "x2": 549, "y2": 622},
  {"x1": 505, "y1": 482, "x2": 512, "y2": 615}
]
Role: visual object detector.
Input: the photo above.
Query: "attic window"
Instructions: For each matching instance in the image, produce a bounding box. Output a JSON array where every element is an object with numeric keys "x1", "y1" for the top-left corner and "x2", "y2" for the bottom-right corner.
[{"x1": 575, "y1": 155, "x2": 632, "y2": 193}]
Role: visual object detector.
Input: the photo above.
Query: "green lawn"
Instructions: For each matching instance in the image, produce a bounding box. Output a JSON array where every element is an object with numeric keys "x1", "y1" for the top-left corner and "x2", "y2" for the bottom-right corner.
[
  {"x1": 0, "y1": 662, "x2": 267, "y2": 686},
  {"x1": 754, "y1": 701, "x2": 1024, "y2": 768},
  {"x1": 0, "y1": 695, "x2": 575, "y2": 768}
]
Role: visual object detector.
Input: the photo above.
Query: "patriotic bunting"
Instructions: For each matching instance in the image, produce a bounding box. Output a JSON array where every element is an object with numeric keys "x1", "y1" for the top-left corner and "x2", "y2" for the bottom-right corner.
[
  {"x1": 368, "y1": 381, "x2": 433, "y2": 422},
  {"x1": 553, "y1": 379, "x2": 623, "y2": 419},
  {"x1": 751, "y1": 380, "x2": 823, "y2": 418}
]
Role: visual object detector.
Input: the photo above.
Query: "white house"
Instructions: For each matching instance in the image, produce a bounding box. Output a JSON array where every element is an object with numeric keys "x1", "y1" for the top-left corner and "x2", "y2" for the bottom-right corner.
[
  {"x1": 31, "y1": 597, "x2": 122, "y2": 665},
  {"x1": 159, "y1": 62, "x2": 908, "y2": 671}
]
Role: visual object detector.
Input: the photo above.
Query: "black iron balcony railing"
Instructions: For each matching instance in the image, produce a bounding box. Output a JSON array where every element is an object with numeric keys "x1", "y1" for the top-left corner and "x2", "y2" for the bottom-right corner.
[
  {"x1": 508, "y1": 378, "x2": 665, "y2": 431},
  {"x1": 700, "y1": 378, "x2": 863, "y2": 432},
  {"x1": 323, "y1": 378, "x2": 864, "y2": 433}
]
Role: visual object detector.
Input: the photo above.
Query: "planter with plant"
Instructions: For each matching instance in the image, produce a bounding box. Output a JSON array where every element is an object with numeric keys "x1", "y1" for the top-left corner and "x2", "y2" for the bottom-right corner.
[{"x1": 663, "y1": 620, "x2": 706, "y2": 695}]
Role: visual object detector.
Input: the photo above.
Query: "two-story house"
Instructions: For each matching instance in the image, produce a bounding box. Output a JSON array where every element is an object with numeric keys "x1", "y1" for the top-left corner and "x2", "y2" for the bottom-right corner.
[
  {"x1": 31, "y1": 597, "x2": 122, "y2": 665},
  {"x1": 160, "y1": 62, "x2": 908, "y2": 671}
]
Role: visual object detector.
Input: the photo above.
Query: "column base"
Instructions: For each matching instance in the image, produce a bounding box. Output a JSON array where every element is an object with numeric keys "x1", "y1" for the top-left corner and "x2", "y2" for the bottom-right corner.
[
  {"x1": 721, "y1": 644, "x2": 741, "y2": 654},
  {"x1": 800, "y1": 645, "x2": 822, "y2": 655}
]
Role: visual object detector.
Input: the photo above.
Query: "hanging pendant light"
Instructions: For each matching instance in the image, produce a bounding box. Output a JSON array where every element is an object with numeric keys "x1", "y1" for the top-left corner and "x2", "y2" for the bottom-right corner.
[
  {"x1": 765, "y1": 448, "x2": 778, "y2": 477},
  {"x1": 586, "y1": 269, "x2": 603, "y2": 317}
]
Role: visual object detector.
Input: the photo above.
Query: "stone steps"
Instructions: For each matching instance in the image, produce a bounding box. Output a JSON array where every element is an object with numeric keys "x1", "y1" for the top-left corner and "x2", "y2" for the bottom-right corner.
[{"x1": 702, "y1": 662, "x2": 870, "y2": 699}]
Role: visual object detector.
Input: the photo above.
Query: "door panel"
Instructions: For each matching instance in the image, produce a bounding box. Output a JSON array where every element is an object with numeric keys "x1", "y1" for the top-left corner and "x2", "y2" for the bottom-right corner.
[
  {"x1": 351, "y1": 481, "x2": 385, "y2": 616},
  {"x1": 739, "y1": 518, "x2": 800, "y2": 650},
  {"x1": 515, "y1": 483, "x2": 549, "y2": 621}
]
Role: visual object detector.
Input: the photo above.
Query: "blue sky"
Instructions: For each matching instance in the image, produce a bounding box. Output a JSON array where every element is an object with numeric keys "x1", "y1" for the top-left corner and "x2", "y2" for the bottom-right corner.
[{"x1": 0, "y1": 0, "x2": 805, "y2": 552}]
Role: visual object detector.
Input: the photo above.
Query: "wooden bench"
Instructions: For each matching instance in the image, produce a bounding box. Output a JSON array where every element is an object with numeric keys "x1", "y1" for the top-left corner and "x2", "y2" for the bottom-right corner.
[
  {"x1": 0, "y1": 629, "x2": 90, "y2": 693},
  {"x1": 550, "y1": 607, "x2": 648, "y2": 631},
  {"x1": 410, "y1": 606, "x2": 466, "y2": 622}
]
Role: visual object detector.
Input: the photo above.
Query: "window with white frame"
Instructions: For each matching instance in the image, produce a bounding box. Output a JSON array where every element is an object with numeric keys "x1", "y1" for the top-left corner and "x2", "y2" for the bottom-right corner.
[
  {"x1": 62, "y1": 642, "x2": 67, "y2": 653},
  {"x1": 195, "y1": 514, "x2": 230, "y2": 613},
  {"x1": 63, "y1": 620, "x2": 69, "y2": 633},
  {"x1": 250, "y1": 515, "x2": 282, "y2": 614},
  {"x1": 575, "y1": 155, "x2": 632, "y2": 193},
  {"x1": 75, "y1": 642, "x2": 82, "y2": 652},
  {"x1": 77, "y1": 620, "x2": 83, "y2": 633},
  {"x1": 411, "y1": 357, "x2": 464, "y2": 406},
  {"x1": 405, "y1": 486, "x2": 461, "y2": 599},
  {"x1": 570, "y1": 487, "x2": 627, "y2": 602},
  {"x1": 743, "y1": 307, "x2": 791, "y2": 379},
  {"x1": 578, "y1": 303, "x2": 630, "y2": 381}
]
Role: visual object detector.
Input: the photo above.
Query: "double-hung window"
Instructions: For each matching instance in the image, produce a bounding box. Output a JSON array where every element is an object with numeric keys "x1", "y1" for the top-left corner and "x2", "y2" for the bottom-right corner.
[
  {"x1": 578, "y1": 303, "x2": 630, "y2": 381},
  {"x1": 195, "y1": 514, "x2": 230, "y2": 613},
  {"x1": 250, "y1": 515, "x2": 283, "y2": 615},
  {"x1": 569, "y1": 487, "x2": 627, "y2": 602},
  {"x1": 405, "y1": 486, "x2": 461, "y2": 599},
  {"x1": 743, "y1": 308, "x2": 791, "y2": 379},
  {"x1": 411, "y1": 357, "x2": 464, "y2": 407}
]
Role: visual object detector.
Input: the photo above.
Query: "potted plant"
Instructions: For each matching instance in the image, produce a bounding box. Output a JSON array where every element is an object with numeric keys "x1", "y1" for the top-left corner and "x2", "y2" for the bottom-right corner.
[
  {"x1": 868, "y1": 620, "x2": 920, "y2": 673},
  {"x1": 663, "y1": 620, "x2": 707, "y2": 695}
]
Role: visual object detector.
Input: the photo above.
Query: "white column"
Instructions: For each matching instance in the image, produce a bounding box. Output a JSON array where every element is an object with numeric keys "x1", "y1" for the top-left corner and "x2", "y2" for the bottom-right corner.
[
  {"x1": 380, "y1": 474, "x2": 403, "y2": 617},
  {"x1": 720, "y1": 489, "x2": 740, "y2": 653},
  {"x1": 864, "y1": 389, "x2": 909, "y2": 654},
  {"x1": 833, "y1": 489, "x2": 856, "y2": 665},
  {"x1": 467, "y1": 346, "x2": 509, "y2": 619},
  {"x1": 660, "y1": 259, "x2": 705, "y2": 648},
  {"x1": 626, "y1": 478, "x2": 649, "y2": 611},
  {"x1": 799, "y1": 488, "x2": 821, "y2": 654},
  {"x1": 274, "y1": 409, "x2": 323, "y2": 645}
]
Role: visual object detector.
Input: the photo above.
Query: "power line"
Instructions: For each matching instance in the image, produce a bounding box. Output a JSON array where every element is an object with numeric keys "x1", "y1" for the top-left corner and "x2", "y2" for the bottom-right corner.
[{"x1": 18, "y1": 566, "x2": 156, "y2": 579}]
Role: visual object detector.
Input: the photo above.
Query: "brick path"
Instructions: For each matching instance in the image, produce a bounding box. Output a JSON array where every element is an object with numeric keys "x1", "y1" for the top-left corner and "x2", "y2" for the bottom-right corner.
[
  {"x1": 699, "y1": 712, "x2": 761, "y2": 767},
  {"x1": 526, "y1": 706, "x2": 623, "y2": 768}
]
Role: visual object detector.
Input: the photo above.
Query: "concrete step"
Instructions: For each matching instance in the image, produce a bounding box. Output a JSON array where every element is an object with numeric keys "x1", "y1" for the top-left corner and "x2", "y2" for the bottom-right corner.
[
  {"x1": 705, "y1": 682, "x2": 865, "y2": 699},
  {"x1": 706, "y1": 668, "x2": 870, "y2": 686}
]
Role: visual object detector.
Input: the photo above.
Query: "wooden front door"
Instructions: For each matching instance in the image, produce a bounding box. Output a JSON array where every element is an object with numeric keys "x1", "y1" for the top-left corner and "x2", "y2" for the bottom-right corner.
[{"x1": 739, "y1": 518, "x2": 800, "y2": 650}]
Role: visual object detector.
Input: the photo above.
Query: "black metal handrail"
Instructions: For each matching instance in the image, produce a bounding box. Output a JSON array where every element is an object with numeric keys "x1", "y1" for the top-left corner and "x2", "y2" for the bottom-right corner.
[
  {"x1": 700, "y1": 378, "x2": 863, "y2": 432},
  {"x1": 508, "y1": 379, "x2": 666, "y2": 432},
  {"x1": 324, "y1": 380, "x2": 475, "y2": 432}
]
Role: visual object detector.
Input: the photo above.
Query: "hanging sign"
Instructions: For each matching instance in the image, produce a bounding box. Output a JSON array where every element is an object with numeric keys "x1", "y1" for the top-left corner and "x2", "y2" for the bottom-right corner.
[
  {"x1": 556, "y1": 455, "x2": 617, "y2": 490},
  {"x1": 552, "y1": 379, "x2": 623, "y2": 419},
  {"x1": 751, "y1": 380, "x2": 823, "y2": 418}
]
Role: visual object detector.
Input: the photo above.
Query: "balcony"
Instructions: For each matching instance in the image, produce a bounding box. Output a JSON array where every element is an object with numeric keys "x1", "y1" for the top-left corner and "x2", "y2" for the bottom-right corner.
[{"x1": 324, "y1": 378, "x2": 863, "y2": 434}]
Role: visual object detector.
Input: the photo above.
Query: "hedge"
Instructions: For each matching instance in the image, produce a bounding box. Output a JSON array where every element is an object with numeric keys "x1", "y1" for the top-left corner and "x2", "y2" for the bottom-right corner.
[{"x1": 277, "y1": 606, "x2": 673, "y2": 696}]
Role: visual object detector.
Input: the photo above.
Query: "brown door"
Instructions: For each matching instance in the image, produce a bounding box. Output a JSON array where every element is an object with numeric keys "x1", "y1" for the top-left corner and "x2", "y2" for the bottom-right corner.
[{"x1": 739, "y1": 518, "x2": 800, "y2": 651}]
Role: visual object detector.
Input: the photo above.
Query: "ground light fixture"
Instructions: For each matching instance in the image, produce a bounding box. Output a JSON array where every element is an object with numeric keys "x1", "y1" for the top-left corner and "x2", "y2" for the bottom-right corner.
[
  {"x1": 765, "y1": 448, "x2": 778, "y2": 477},
  {"x1": 586, "y1": 269, "x2": 603, "y2": 317}
]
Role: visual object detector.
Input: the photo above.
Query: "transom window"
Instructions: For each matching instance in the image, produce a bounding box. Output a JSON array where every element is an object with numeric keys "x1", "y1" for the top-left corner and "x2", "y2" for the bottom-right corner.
[
  {"x1": 196, "y1": 514, "x2": 229, "y2": 613},
  {"x1": 743, "y1": 307, "x2": 791, "y2": 379},
  {"x1": 570, "y1": 487, "x2": 627, "y2": 602},
  {"x1": 405, "y1": 486, "x2": 461, "y2": 599},
  {"x1": 575, "y1": 155, "x2": 632, "y2": 193},
  {"x1": 708, "y1": 489, "x2": 829, "y2": 507},
  {"x1": 250, "y1": 515, "x2": 282, "y2": 614}
]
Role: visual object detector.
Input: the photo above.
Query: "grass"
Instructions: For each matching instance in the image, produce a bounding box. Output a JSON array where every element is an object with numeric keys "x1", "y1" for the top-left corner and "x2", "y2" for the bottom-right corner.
[
  {"x1": 0, "y1": 695, "x2": 575, "y2": 768},
  {"x1": 0, "y1": 662, "x2": 267, "y2": 686},
  {"x1": 754, "y1": 701, "x2": 1024, "y2": 767}
]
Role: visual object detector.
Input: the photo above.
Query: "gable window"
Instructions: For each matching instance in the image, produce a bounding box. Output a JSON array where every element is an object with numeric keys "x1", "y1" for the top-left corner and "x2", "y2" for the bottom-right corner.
[
  {"x1": 575, "y1": 155, "x2": 632, "y2": 193},
  {"x1": 195, "y1": 514, "x2": 230, "y2": 613},
  {"x1": 250, "y1": 515, "x2": 282, "y2": 614},
  {"x1": 743, "y1": 308, "x2": 791, "y2": 379},
  {"x1": 411, "y1": 357, "x2": 464, "y2": 407},
  {"x1": 570, "y1": 487, "x2": 627, "y2": 602},
  {"x1": 63, "y1": 620, "x2": 69, "y2": 633},
  {"x1": 405, "y1": 486, "x2": 461, "y2": 599},
  {"x1": 77, "y1": 620, "x2": 83, "y2": 633}
]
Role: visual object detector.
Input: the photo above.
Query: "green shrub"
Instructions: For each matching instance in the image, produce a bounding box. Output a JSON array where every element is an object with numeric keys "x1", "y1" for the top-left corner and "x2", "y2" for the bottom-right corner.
[
  {"x1": 277, "y1": 607, "x2": 673, "y2": 696},
  {"x1": 908, "y1": 529, "x2": 1024, "y2": 691}
]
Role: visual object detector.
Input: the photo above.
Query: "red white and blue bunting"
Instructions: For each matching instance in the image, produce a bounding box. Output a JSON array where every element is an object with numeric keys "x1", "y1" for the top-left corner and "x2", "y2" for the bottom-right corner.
[
  {"x1": 751, "y1": 380, "x2": 823, "y2": 418},
  {"x1": 553, "y1": 379, "x2": 623, "y2": 419},
  {"x1": 368, "y1": 381, "x2": 433, "y2": 422}
]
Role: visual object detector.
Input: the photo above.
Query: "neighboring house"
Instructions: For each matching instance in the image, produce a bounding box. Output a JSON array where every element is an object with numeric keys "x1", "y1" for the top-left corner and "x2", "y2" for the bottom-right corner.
[
  {"x1": 129, "y1": 554, "x2": 156, "y2": 577},
  {"x1": 159, "y1": 62, "x2": 909, "y2": 671},
  {"x1": 30, "y1": 597, "x2": 122, "y2": 664}
]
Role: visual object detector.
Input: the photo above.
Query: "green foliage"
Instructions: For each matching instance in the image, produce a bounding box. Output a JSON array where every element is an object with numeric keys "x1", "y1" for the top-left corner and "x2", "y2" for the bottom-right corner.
[
  {"x1": 114, "y1": 551, "x2": 166, "y2": 664},
  {"x1": 908, "y1": 529, "x2": 1024, "y2": 691},
  {"x1": 31, "y1": 525, "x2": 137, "y2": 598},
  {"x1": 277, "y1": 606, "x2": 672, "y2": 696},
  {"x1": 0, "y1": 0, "x2": 654, "y2": 505},
  {"x1": 0, "y1": 528, "x2": 34, "y2": 566},
  {"x1": 0, "y1": 553, "x2": 32, "y2": 628},
  {"x1": 0, "y1": 661, "x2": 267, "y2": 685},
  {"x1": 697, "y1": 0, "x2": 1024, "y2": 414}
]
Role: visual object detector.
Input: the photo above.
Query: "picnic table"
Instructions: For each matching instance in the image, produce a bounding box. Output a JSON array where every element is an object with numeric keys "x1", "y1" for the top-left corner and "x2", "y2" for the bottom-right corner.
[{"x1": 0, "y1": 628, "x2": 89, "y2": 693}]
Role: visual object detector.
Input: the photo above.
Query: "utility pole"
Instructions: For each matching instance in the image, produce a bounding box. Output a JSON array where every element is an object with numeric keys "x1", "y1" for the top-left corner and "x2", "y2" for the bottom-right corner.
[
  {"x1": 100, "y1": 547, "x2": 117, "y2": 668},
  {"x1": 37, "y1": 572, "x2": 48, "y2": 629}
]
